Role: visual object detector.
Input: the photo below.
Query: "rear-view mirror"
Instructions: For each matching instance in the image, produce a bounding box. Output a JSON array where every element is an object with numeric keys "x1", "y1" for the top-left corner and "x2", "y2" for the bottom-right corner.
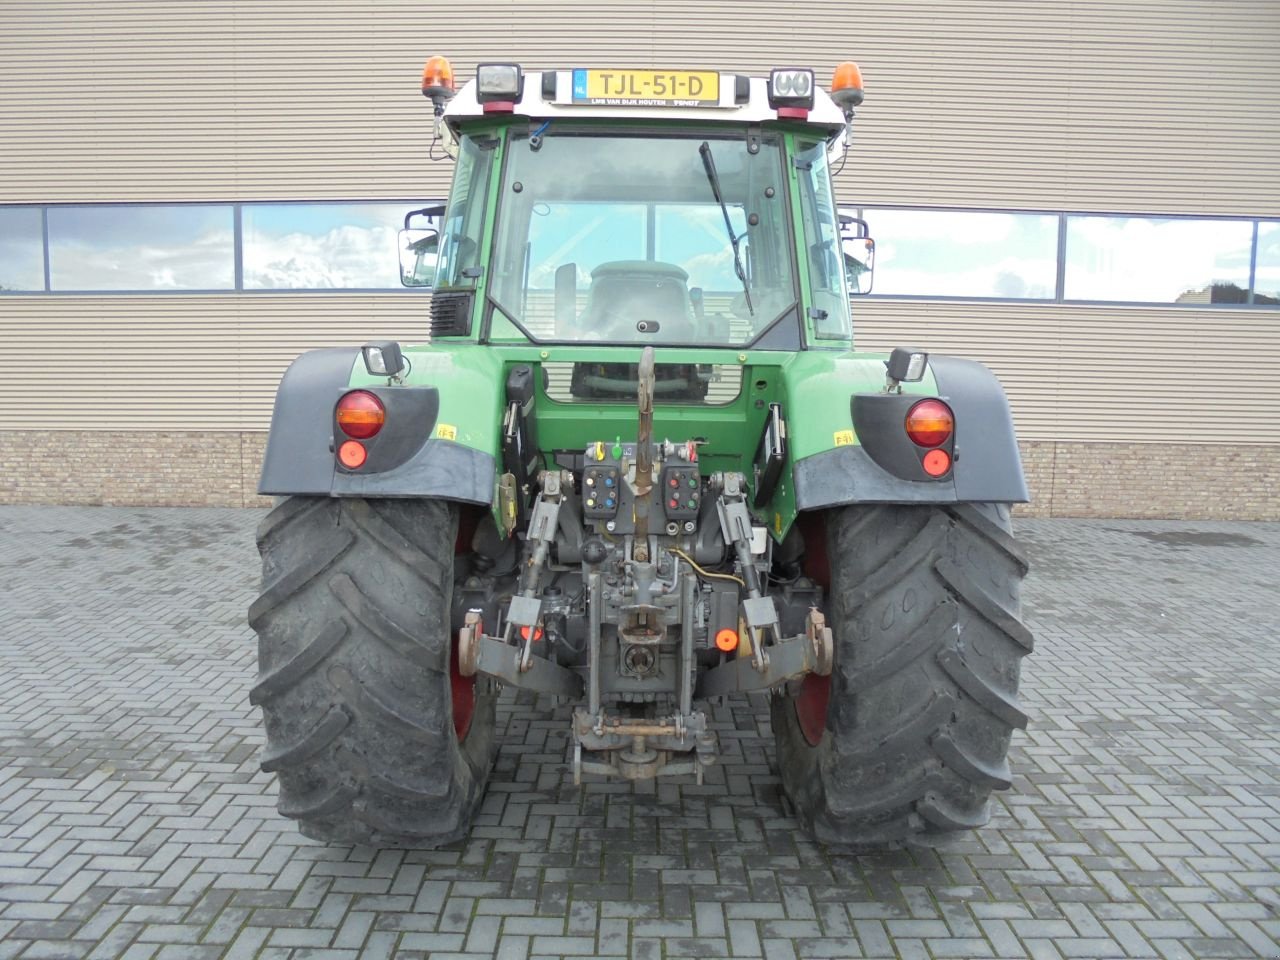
[
  {"x1": 843, "y1": 236, "x2": 875, "y2": 295},
  {"x1": 399, "y1": 228, "x2": 439, "y2": 287}
]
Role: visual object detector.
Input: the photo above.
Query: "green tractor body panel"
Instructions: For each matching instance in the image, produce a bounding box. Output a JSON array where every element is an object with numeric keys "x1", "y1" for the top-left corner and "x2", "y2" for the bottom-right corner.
[
  {"x1": 348, "y1": 342, "x2": 508, "y2": 452},
  {"x1": 333, "y1": 341, "x2": 942, "y2": 539}
]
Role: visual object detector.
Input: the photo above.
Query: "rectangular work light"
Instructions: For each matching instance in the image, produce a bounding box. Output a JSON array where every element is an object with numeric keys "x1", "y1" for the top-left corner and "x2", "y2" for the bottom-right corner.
[
  {"x1": 362, "y1": 340, "x2": 406, "y2": 378},
  {"x1": 767, "y1": 68, "x2": 815, "y2": 112},
  {"x1": 886, "y1": 347, "x2": 929, "y2": 383},
  {"x1": 475, "y1": 63, "x2": 524, "y2": 104}
]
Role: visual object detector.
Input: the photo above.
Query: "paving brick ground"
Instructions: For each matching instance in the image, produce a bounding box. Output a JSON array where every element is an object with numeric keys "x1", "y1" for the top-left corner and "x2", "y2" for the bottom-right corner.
[{"x1": 0, "y1": 506, "x2": 1277, "y2": 960}]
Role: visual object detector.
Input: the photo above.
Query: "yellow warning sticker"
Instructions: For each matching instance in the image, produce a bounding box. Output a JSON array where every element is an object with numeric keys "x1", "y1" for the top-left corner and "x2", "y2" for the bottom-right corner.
[
  {"x1": 436, "y1": 423, "x2": 457, "y2": 441},
  {"x1": 833, "y1": 429, "x2": 855, "y2": 446}
]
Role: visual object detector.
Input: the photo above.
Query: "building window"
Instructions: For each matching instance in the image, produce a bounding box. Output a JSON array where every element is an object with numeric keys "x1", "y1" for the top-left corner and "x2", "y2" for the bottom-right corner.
[
  {"x1": 6, "y1": 201, "x2": 1278, "y2": 307},
  {"x1": 859, "y1": 208, "x2": 1058, "y2": 298},
  {"x1": 0, "y1": 207, "x2": 45, "y2": 291},
  {"x1": 46, "y1": 205, "x2": 235, "y2": 291},
  {"x1": 1064, "y1": 215, "x2": 1253, "y2": 304},
  {"x1": 1254, "y1": 222, "x2": 1280, "y2": 305},
  {"x1": 242, "y1": 203, "x2": 427, "y2": 289}
]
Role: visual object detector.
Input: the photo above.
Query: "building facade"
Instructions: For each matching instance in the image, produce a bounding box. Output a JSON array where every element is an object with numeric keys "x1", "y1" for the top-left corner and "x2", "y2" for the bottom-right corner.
[{"x1": 2, "y1": 0, "x2": 1278, "y2": 517}]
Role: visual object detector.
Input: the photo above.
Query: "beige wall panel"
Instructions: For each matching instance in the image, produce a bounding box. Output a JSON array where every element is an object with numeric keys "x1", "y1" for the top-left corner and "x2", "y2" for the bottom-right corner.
[
  {"x1": 2, "y1": 1, "x2": 1277, "y2": 213},
  {"x1": 0, "y1": 295, "x2": 432, "y2": 430},
  {"x1": 853, "y1": 300, "x2": 1280, "y2": 442}
]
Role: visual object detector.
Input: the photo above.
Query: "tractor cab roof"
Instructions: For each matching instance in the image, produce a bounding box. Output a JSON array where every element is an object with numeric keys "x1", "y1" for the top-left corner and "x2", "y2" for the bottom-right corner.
[{"x1": 434, "y1": 65, "x2": 853, "y2": 137}]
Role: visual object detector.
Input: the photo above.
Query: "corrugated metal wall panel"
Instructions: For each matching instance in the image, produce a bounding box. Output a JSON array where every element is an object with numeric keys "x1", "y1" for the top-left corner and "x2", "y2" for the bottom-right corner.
[
  {"x1": 853, "y1": 300, "x2": 1280, "y2": 443},
  {"x1": 2, "y1": 1, "x2": 1277, "y2": 212},
  {"x1": 1, "y1": 295, "x2": 1275, "y2": 443},
  {"x1": 0, "y1": 295, "x2": 431, "y2": 430}
]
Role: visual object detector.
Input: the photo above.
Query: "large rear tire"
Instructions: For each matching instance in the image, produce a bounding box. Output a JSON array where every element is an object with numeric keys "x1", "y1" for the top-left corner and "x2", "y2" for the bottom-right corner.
[
  {"x1": 772, "y1": 503, "x2": 1031, "y2": 844},
  {"x1": 249, "y1": 497, "x2": 496, "y2": 847}
]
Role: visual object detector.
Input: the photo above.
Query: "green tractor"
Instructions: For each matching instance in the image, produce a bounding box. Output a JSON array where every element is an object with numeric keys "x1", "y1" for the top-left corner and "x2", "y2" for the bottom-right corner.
[{"x1": 249, "y1": 58, "x2": 1032, "y2": 847}]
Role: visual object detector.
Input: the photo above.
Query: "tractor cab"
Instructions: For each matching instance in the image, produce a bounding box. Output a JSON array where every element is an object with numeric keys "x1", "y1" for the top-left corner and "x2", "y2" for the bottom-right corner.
[{"x1": 405, "y1": 61, "x2": 872, "y2": 351}]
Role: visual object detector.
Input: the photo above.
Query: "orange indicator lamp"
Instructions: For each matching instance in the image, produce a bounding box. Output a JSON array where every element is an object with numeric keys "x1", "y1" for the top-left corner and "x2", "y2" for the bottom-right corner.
[
  {"x1": 715, "y1": 628, "x2": 739, "y2": 653},
  {"x1": 335, "y1": 390, "x2": 385, "y2": 440}
]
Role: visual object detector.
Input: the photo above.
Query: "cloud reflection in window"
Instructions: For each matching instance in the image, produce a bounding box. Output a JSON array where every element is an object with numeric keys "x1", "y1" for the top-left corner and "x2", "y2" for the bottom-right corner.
[
  {"x1": 242, "y1": 204, "x2": 426, "y2": 289},
  {"x1": 47, "y1": 206, "x2": 234, "y2": 290},
  {"x1": 857, "y1": 208, "x2": 1058, "y2": 299},
  {"x1": 0, "y1": 207, "x2": 45, "y2": 291}
]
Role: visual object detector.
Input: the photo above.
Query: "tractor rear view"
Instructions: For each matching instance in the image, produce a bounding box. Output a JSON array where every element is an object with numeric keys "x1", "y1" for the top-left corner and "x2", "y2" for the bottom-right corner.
[{"x1": 249, "y1": 58, "x2": 1032, "y2": 846}]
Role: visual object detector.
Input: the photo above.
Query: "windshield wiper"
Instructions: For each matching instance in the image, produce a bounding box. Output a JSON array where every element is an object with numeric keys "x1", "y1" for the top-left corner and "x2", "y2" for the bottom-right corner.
[{"x1": 698, "y1": 141, "x2": 753, "y2": 317}]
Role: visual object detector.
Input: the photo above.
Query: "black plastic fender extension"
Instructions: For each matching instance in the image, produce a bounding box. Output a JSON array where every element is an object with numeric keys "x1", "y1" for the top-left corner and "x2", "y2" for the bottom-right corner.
[
  {"x1": 258, "y1": 347, "x2": 495, "y2": 505},
  {"x1": 792, "y1": 355, "x2": 1029, "y2": 510}
]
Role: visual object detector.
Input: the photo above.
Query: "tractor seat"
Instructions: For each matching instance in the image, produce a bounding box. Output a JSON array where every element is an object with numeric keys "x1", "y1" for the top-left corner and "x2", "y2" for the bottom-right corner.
[{"x1": 579, "y1": 260, "x2": 694, "y2": 334}]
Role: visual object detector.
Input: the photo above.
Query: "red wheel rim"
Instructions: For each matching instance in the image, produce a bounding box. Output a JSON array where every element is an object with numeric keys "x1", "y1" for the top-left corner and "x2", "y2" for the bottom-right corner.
[
  {"x1": 795, "y1": 673, "x2": 830, "y2": 746},
  {"x1": 451, "y1": 507, "x2": 478, "y2": 742},
  {"x1": 450, "y1": 650, "x2": 476, "y2": 741},
  {"x1": 794, "y1": 511, "x2": 832, "y2": 747}
]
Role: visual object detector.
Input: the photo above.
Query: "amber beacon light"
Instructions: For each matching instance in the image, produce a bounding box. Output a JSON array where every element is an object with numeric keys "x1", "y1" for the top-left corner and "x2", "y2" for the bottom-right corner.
[
  {"x1": 421, "y1": 55, "x2": 456, "y2": 113},
  {"x1": 830, "y1": 61, "x2": 865, "y2": 115}
]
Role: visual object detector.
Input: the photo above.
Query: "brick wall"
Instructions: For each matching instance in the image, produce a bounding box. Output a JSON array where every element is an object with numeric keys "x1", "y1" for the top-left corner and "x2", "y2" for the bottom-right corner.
[
  {"x1": 2, "y1": 432, "x2": 273, "y2": 509},
  {"x1": 1015, "y1": 440, "x2": 1279, "y2": 520},
  {"x1": 2, "y1": 432, "x2": 1277, "y2": 519}
]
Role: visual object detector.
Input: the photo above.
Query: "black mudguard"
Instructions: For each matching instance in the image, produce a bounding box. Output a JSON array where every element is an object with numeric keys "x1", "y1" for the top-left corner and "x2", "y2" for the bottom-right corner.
[
  {"x1": 792, "y1": 355, "x2": 1028, "y2": 510},
  {"x1": 258, "y1": 348, "x2": 495, "y2": 504}
]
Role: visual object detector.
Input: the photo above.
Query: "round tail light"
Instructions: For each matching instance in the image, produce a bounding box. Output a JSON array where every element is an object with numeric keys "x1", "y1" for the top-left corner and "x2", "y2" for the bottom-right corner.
[
  {"x1": 905, "y1": 399, "x2": 953, "y2": 448},
  {"x1": 336, "y1": 390, "x2": 385, "y2": 440}
]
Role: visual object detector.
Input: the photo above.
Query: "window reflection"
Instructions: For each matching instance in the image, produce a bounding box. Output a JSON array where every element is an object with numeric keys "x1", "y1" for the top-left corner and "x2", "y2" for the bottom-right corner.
[
  {"x1": 528, "y1": 202, "x2": 647, "y2": 289},
  {"x1": 6, "y1": 200, "x2": 1278, "y2": 306},
  {"x1": 1065, "y1": 216, "x2": 1252, "y2": 304},
  {"x1": 47, "y1": 205, "x2": 234, "y2": 290},
  {"x1": 243, "y1": 203, "x2": 428, "y2": 289},
  {"x1": 0, "y1": 207, "x2": 44, "y2": 291},
  {"x1": 1254, "y1": 222, "x2": 1280, "y2": 305},
  {"x1": 653, "y1": 204, "x2": 744, "y2": 292},
  {"x1": 858, "y1": 208, "x2": 1057, "y2": 298}
]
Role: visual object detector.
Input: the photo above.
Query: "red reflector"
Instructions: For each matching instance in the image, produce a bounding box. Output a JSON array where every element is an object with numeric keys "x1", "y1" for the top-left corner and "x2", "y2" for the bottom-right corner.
[
  {"x1": 922, "y1": 449, "x2": 951, "y2": 476},
  {"x1": 336, "y1": 390, "x2": 385, "y2": 439},
  {"x1": 337, "y1": 440, "x2": 367, "y2": 469},
  {"x1": 776, "y1": 106, "x2": 810, "y2": 120},
  {"x1": 715, "y1": 628, "x2": 739, "y2": 652},
  {"x1": 482, "y1": 100, "x2": 516, "y2": 113},
  {"x1": 520, "y1": 625, "x2": 544, "y2": 642},
  {"x1": 905, "y1": 399, "x2": 954, "y2": 448}
]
